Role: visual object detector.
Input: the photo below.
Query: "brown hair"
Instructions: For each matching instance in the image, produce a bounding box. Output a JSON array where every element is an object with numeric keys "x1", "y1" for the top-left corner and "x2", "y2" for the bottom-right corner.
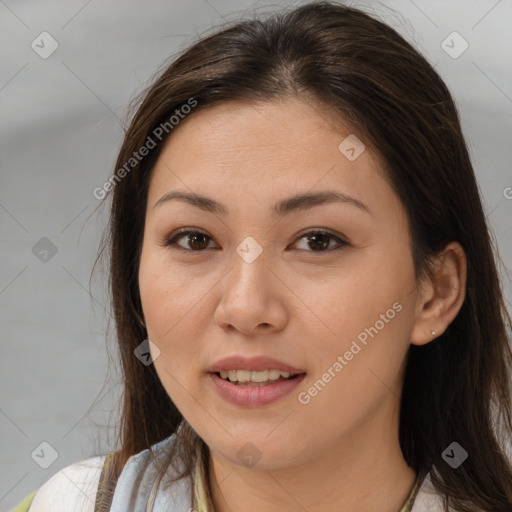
[{"x1": 92, "y1": 2, "x2": 512, "y2": 510}]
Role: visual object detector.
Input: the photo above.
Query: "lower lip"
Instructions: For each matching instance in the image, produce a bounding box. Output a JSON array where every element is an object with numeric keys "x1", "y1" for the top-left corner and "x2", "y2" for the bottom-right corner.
[{"x1": 208, "y1": 372, "x2": 307, "y2": 407}]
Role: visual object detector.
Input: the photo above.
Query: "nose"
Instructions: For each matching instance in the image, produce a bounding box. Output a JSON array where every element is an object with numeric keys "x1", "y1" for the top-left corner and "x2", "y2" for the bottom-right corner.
[{"x1": 213, "y1": 249, "x2": 289, "y2": 335}]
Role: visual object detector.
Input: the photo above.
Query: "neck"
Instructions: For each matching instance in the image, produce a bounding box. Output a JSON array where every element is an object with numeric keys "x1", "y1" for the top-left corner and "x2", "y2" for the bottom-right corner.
[{"x1": 207, "y1": 408, "x2": 416, "y2": 512}]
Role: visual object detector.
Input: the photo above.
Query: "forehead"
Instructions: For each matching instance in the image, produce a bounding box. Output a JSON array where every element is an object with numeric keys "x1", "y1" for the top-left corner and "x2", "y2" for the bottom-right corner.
[
  {"x1": 154, "y1": 98, "x2": 371, "y2": 166},
  {"x1": 146, "y1": 98, "x2": 400, "y2": 221}
]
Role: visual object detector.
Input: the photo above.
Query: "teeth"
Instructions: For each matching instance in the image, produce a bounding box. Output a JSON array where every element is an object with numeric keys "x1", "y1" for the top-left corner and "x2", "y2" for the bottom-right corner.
[
  {"x1": 235, "y1": 370, "x2": 252, "y2": 383},
  {"x1": 268, "y1": 369, "x2": 281, "y2": 380},
  {"x1": 219, "y1": 369, "x2": 293, "y2": 383}
]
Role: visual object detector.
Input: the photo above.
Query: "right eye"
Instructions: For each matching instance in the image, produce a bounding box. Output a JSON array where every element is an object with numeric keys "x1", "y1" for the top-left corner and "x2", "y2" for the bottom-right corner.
[{"x1": 163, "y1": 229, "x2": 217, "y2": 251}]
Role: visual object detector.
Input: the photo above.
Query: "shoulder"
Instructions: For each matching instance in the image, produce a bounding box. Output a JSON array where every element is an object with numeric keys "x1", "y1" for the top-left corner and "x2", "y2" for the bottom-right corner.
[
  {"x1": 412, "y1": 471, "x2": 486, "y2": 512},
  {"x1": 13, "y1": 433, "x2": 192, "y2": 512},
  {"x1": 14, "y1": 454, "x2": 106, "y2": 512},
  {"x1": 411, "y1": 472, "x2": 446, "y2": 512}
]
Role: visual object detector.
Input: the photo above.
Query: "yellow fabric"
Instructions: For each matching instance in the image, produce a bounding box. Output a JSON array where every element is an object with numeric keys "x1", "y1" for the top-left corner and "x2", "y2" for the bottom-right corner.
[
  {"x1": 12, "y1": 490, "x2": 37, "y2": 512},
  {"x1": 398, "y1": 471, "x2": 423, "y2": 512},
  {"x1": 193, "y1": 441, "x2": 210, "y2": 512}
]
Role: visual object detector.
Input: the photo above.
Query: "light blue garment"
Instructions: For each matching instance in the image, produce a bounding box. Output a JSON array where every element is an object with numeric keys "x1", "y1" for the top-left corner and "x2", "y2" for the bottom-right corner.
[{"x1": 109, "y1": 433, "x2": 194, "y2": 512}]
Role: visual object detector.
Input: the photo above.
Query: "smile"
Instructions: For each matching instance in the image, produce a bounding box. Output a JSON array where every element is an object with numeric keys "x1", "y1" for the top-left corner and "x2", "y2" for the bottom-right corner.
[
  {"x1": 209, "y1": 371, "x2": 307, "y2": 407},
  {"x1": 218, "y1": 369, "x2": 297, "y2": 385}
]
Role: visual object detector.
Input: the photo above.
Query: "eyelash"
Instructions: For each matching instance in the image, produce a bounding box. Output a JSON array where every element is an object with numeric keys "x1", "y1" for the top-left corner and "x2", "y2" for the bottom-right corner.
[{"x1": 162, "y1": 228, "x2": 348, "y2": 254}]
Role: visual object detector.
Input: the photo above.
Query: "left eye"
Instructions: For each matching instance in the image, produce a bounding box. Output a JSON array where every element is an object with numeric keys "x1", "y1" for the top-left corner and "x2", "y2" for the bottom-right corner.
[
  {"x1": 293, "y1": 230, "x2": 347, "y2": 252},
  {"x1": 163, "y1": 229, "x2": 348, "y2": 253}
]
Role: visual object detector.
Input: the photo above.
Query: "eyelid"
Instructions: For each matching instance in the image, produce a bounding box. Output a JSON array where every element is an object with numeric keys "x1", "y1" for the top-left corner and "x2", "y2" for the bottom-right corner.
[
  {"x1": 163, "y1": 227, "x2": 349, "y2": 252},
  {"x1": 162, "y1": 228, "x2": 215, "y2": 251},
  {"x1": 294, "y1": 227, "x2": 347, "y2": 243},
  {"x1": 293, "y1": 229, "x2": 348, "y2": 252}
]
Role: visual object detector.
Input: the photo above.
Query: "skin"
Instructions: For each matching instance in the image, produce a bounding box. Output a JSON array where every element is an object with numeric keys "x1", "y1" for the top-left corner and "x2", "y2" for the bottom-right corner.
[{"x1": 138, "y1": 97, "x2": 467, "y2": 512}]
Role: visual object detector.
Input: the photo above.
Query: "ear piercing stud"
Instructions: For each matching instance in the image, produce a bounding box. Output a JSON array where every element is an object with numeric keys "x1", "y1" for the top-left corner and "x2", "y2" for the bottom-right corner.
[{"x1": 431, "y1": 330, "x2": 436, "y2": 337}]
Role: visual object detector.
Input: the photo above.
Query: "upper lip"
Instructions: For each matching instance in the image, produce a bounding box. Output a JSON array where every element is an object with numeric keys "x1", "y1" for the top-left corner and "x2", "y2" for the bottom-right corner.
[{"x1": 208, "y1": 356, "x2": 306, "y2": 374}]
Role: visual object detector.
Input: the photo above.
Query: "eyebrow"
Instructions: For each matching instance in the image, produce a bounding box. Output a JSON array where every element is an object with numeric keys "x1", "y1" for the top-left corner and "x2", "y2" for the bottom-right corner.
[{"x1": 153, "y1": 190, "x2": 371, "y2": 216}]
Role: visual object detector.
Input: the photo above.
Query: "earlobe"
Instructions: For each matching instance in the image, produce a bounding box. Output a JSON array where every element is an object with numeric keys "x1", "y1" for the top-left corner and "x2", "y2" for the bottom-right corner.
[{"x1": 410, "y1": 241, "x2": 467, "y2": 347}]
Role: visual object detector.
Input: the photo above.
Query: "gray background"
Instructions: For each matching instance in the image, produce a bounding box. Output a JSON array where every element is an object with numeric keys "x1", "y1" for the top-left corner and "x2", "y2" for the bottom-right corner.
[{"x1": 1, "y1": 0, "x2": 511, "y2": 509}]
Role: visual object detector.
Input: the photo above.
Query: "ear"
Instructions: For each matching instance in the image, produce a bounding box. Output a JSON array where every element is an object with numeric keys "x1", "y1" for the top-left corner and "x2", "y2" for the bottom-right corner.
[{"x1": 410, "y1": 241, "x2": 467, "y2": 346}]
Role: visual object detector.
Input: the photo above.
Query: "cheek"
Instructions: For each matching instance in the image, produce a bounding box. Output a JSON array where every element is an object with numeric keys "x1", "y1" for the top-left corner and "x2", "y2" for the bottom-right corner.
[
  {"x1": 138, "y1": 247, "x2": 212, "y2": 400},
  {"x1": 295, "y1": 246, "x2": 415, "y2": 394},
  {"x1": 296, "y1": 249, "x2": 412, "y2": 339},
  {"x1": 290, "y1": 276, "x2": 413, "y2": 444},
  {"x1": 139, "y1": 247, "x2": 208, "y2": 337}
]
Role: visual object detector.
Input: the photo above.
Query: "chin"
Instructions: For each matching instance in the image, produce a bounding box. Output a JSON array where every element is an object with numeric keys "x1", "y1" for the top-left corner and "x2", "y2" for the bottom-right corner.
[{"x1": 208, "y1": 434, "x2": 306, "y2": 471}]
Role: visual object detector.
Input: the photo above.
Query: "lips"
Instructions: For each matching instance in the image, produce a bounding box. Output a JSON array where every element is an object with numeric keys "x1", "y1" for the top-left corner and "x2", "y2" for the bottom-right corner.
[
  {"x1": 208, "y1": 371, "x2": 307, "y2": 407},
  {"x1": 208, "y1": 355, "x2": 306, "y2": 374}
]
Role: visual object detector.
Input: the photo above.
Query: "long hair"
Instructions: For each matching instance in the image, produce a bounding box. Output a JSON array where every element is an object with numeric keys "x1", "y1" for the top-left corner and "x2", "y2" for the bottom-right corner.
[{"x1": 93, "y1": 2, "x2": 512, "y2": 510}]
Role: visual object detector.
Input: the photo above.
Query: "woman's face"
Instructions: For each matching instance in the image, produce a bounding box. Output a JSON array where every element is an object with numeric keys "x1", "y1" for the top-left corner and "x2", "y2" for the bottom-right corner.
[{"x1": 138, "y1": 98, "x2": 423, "y2": 469}]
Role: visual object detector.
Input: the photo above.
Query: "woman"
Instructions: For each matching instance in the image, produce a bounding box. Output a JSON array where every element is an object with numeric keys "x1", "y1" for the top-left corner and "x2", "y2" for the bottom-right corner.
[{"x1": 14, "y1": 1, "x2": 512, "y2": 511}]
